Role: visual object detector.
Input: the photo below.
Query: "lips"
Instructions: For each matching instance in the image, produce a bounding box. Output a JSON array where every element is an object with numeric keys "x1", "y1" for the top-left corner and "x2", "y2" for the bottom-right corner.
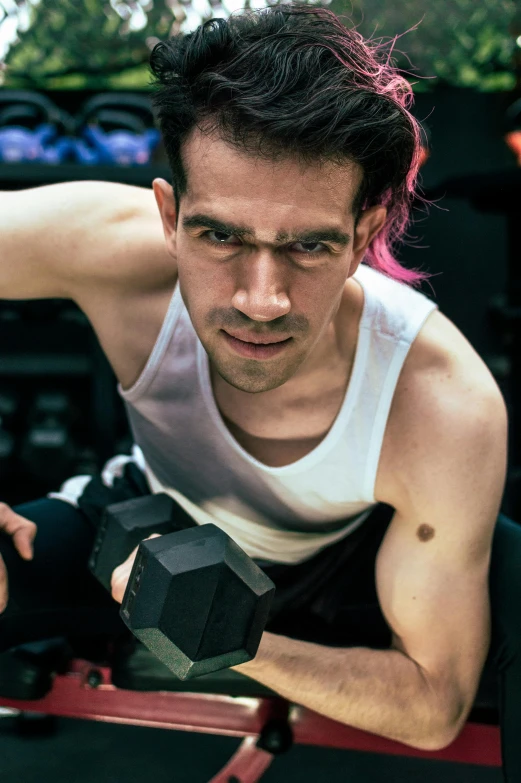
[
  {"x1": 223, "y1": 331, "x2": 290, "y2": 345},
  {"x1": 222, "y1": 331, "x2": 291, "y2": 360}
]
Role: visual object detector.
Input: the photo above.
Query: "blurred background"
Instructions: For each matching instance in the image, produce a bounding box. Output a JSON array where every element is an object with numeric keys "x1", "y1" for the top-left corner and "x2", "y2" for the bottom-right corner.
[{"x1": 0, "y1": 3, "x2": 519, "y2": 781}]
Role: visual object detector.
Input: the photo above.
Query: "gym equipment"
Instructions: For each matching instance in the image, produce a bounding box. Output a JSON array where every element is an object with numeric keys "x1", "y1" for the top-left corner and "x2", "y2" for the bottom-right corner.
[
  {"x1": 89, "y1": 492, "x2": 275, "y2": 680},
  {"x1": 0, "y1": 389, "x2": 18, "y2": 428},
  {"x1": 121, "y1": 524, "x2": 275, "y2": 680},
  {"x1": 0, "y1": 91, "x2": 74, "y2": 164},
  {"x1": 0, "y1": 390, "x2": 18, "y2": 479},
  {"x1": 0, "y1": 642, "x2": 501, "y2": 781},
  {"x1": 72, "y1": 93, "x2": 160, "y2": 166},
  {"x1": 20, "y1": 391, "x2": 76, "y2": 482},
  {"x1": 0, "y1": 427, "x2": 15, "y2": 479},
  {"x1": 89, "y1": 492, "x2": 196, "y2": 591}
]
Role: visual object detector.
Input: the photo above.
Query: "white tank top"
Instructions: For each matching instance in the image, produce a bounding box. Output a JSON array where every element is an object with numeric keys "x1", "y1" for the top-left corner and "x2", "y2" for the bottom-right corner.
[{"x1": 51, "y1": 264, "x2": 438, "y2": 565}]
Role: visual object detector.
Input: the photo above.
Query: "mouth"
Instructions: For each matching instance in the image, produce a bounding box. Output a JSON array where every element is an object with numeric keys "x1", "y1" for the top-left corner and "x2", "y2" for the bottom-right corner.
[
  {"x1": 221, "y1": 330, "x2": 292, "y2": 360},
  {"x1": 224, "y1": 331, "x2": 290, "y2": 345}
]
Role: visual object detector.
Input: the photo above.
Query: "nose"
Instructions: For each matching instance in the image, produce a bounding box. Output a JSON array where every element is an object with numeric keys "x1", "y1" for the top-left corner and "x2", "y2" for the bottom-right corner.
[{"x1": 231, "y1": 252, "x2": 291, "y2": 322}]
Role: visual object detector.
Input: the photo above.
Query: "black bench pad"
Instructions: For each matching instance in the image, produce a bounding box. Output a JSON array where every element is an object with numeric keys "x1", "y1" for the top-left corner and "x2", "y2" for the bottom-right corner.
[{"x1": 110, "y1": 641, "x2": 278, "y2": 697}]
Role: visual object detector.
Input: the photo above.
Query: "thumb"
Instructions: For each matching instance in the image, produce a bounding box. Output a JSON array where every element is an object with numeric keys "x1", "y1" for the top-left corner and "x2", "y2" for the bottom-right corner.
[
  {"x1": 13, "y1": 523, "x2": 37, "y2": 561},
  {"x1": 0, "y1": 503, "x2": 37, "y2": 560}
]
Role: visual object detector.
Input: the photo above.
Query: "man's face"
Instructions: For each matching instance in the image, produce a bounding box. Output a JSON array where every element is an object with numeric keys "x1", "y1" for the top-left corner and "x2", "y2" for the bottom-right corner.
[{"x1": 155, "y1": 129, "x2": 383, "y2": 394}]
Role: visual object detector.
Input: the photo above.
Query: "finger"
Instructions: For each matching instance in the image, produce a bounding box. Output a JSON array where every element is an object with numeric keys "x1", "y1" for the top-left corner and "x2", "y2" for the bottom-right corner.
[
  {"x1": 110, "y1": 534, "x2": 162, "y2": 604},
  {"x1": 12, "y1": 524, "x2": 37, "y2": 561},
  {"x1": 0, "y1": 555, "x2": 8, "y2": 612},
  {"x1": 0, "y1": 503, "x2": 36, "y2": 560},
  {"x1": 111, "y1": 559, "x2": 135, "y2": 604}
]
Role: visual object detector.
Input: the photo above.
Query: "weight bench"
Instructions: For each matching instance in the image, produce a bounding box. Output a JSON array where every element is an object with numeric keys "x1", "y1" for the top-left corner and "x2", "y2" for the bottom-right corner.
[{"x1": 0, "y1": 635, "x2": 502, "y2": 781}]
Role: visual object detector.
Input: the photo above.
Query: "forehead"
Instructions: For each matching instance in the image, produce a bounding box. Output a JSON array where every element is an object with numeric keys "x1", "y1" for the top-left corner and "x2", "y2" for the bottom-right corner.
[{"x1": 180, "y1": 127, "x2": 363, "y2": 222}]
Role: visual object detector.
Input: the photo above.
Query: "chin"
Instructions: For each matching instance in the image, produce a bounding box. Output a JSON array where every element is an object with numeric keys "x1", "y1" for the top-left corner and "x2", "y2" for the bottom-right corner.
[
  {"x1": 209, "y1": 351, "x2": 299, "y2": 394},
  {"x1": 216, "y1": 361, "x2": 286, "y2": 393}
]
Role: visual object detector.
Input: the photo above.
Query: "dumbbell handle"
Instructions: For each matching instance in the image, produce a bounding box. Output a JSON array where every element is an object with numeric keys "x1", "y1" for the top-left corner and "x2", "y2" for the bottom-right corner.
[{"x1": 88, "y1": 493, "x2": 196, "y2": 592}]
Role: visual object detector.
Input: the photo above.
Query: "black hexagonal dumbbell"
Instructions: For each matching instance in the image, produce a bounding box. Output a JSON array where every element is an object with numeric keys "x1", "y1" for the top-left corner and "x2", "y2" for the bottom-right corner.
[
  {"x1": 120, "y1": 524, "x2": 276, "y2": 680},
  {"x1": 88, "y1": 493, "x2": 196, "y2": 592}
]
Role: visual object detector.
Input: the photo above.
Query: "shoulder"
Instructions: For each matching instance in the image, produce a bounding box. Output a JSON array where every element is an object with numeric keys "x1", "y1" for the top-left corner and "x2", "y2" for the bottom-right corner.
[
  {"x1": 48, "y1": 180, "x2": 176, "y2": 304},
  {"x1": 376, "y1": 307, "x2": 508, "y2": 508}
]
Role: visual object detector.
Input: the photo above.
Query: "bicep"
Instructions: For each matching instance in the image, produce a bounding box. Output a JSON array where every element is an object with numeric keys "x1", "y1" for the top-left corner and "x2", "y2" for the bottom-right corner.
[
  {"x1": 375, "y1": 507, "x2": 492, "y2": 723},
  {"x1": 375, "y1": 391, "x2": 508, "y2": 726}
]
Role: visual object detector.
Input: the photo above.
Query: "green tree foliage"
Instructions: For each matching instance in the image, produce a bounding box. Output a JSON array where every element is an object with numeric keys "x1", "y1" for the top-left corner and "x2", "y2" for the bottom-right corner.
[
  {"x1": 2, "y1": 0, "x2": 181, "y2": 89},
  {"x1": 329, "y1": 0, "x2": 517, "y2": 91},
  {"x1": 0, "y1": 0, "x2": 518, "y2": 91}
]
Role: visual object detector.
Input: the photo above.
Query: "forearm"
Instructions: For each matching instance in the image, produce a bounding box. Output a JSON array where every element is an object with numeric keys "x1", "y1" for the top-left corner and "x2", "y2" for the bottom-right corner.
[{"x1": 233, "y1": 632, "x2": 452, "y2": 750}]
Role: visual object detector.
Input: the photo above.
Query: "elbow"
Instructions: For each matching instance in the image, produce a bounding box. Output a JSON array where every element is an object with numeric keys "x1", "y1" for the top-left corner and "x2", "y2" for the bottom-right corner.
[
  {"x1": 414, "y1": 727, "x2": 459, "y2": 752},
  {"x1": 412, "y1": 684, "x2": 468, "y2": 752},
  {"x1": 414, "y1": 707, "x2": 466, "y2": 752}
]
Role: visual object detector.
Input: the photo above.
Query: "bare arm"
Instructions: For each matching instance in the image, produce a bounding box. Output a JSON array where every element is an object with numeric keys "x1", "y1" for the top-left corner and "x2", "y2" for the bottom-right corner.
[
  {"x1": 374, "y1": 371, "x2": 508, "y2": 741},
  {"x1": 0, "y1": 179, "x2": 175, "y2": 608},
  {"x1": 0, "y1": 180, "x2": 171, "y2": 302},
  {"x1": 234, "y1": 374, "x2": 508, "y2": 751}
]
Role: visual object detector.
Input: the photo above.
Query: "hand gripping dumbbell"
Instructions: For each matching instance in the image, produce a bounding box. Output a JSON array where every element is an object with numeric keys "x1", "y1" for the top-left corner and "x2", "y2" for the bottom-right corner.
[{"x1": 89, "y1": 493, "x2": 275, "y2": 680}]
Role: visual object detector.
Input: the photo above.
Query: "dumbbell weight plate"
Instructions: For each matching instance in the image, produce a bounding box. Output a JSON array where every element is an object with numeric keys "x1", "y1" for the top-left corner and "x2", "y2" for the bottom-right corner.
[
  {"x1": 120, "y1": 524, "x2": 276, "y2": 680},
  {"x1": 89, "y1": 493, "x2": 196, "y2": 592}
]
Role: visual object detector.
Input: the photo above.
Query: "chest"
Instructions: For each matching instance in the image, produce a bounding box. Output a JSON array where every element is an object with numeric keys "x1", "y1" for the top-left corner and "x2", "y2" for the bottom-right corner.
[
  {"x1": 214, "y1": 308, "x2": 464, "y2": 508},
  {"x1": 218, "y1": 391, "x2": 397, "y2": 504},
  {"x1": 84, "y1": 281, "x2": 478, "y2": 508},
  {"x1": 222, "y1": 416, "x2": 328, "y2": 467}
]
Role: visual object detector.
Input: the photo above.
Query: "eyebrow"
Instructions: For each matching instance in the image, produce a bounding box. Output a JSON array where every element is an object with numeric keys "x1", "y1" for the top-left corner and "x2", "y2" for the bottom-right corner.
[{"x1": 181, "y1": 213, "x2": 351, "y2": 249}]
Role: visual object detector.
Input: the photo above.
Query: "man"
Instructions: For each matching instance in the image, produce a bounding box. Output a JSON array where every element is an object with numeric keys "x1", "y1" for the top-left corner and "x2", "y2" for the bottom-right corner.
[{"x1": 0, "y1": 5, "x2": 518, "y2": 777}]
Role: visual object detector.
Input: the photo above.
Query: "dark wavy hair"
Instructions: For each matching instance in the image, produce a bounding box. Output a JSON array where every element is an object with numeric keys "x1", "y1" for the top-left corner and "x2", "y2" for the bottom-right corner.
[{"x1": 149, "y1": 4, "x2": 432, "y2": 289}]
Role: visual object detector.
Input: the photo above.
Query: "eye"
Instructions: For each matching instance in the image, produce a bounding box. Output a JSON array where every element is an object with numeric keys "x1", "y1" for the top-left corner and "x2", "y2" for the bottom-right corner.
[
  {"x1": 292, "y1": 242, "x2": 328, "y2": 255},
  {"x1": 202, "y1": 230, "x2": 240, "y2": 246},
  {"x1": 202, "y1": 231, "x2": 328, "y2": 256}
]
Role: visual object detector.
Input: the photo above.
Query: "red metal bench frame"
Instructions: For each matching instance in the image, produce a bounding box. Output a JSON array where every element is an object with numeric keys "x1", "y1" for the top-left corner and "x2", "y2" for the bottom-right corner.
[{"x1": 0, "y1": 658, "x2": 502, "y2": 781}]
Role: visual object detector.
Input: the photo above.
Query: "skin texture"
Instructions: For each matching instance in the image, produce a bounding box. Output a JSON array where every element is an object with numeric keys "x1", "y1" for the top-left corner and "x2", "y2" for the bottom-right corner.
[{"x1": 153, "y1": 127, "x2": 387, "y2": 406}]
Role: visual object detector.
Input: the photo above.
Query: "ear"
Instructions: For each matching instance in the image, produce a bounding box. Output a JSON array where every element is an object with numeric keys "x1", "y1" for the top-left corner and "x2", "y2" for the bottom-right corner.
[
  {"x1": 351, "y1": 205, "x2": 387, "y2": 267},
  {"x1": 152, "y1": 178, "x2": 178, "y2": 256}
]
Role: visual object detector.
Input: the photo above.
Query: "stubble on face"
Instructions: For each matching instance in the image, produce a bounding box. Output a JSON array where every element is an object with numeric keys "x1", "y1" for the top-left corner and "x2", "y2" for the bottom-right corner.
[
  {"x1": 174, "y1": 129, "x2": 363, "y2": 395},
  {"x1": 203, "y1": 306, "x2": 311, "y2": 393}
]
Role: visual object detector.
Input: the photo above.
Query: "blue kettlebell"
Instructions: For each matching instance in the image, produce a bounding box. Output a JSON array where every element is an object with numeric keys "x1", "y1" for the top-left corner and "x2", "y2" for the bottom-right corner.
[
  {"x1": 73, "y1": 93, "x2": 160, "y2": 166},
  {"x1": 0, "y1": 91, "x2": 74, "y2": 164}
]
